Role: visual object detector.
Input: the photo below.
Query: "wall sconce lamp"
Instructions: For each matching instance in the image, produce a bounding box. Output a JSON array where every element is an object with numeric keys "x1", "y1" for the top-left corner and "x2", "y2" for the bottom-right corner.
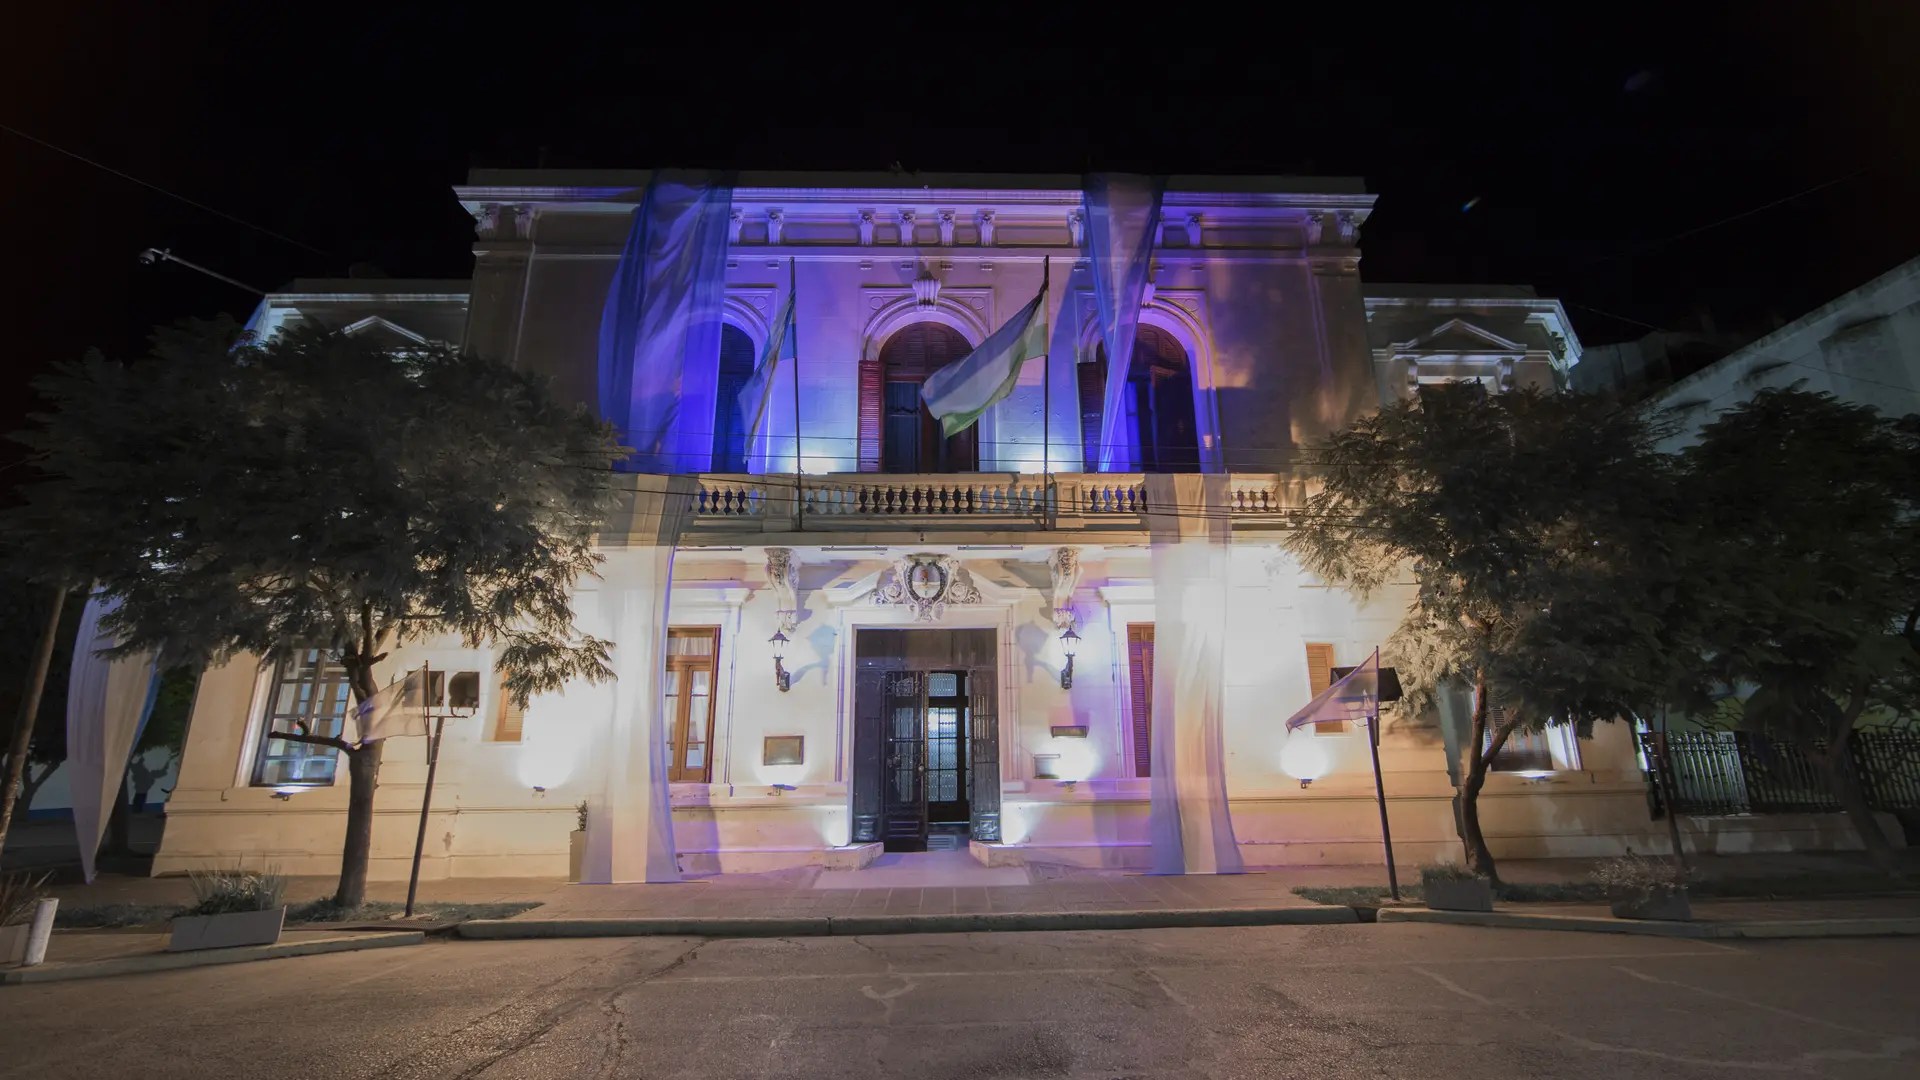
[
  {"x1": 1058, "y1": 627, "x2": 1081, "y2": 689},
  {"x1": 769, "y1": 630, "x2": 791, "y2": 692},
  {"x1": 1298, "y1": 778, "x2": 1313, "y2": 790}
]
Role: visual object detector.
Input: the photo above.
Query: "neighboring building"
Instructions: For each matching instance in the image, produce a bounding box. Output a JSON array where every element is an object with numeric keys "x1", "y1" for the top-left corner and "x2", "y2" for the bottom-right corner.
[
  {"x1": 156, "y1": 173, "x2": 1856, "y2": 882},
  {"x1": 1643, "y1": 255, "x2": 1920, "y2": 449}
]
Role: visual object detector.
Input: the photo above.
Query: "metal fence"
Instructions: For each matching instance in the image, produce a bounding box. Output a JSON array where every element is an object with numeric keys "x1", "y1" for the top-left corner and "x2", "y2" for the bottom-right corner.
[{"x1": 1641, "y1": 730, "x2": 1920, "y2": 817}]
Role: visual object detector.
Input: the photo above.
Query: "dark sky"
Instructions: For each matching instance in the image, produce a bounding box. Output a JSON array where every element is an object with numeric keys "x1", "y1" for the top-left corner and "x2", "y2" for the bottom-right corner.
[{"x1": 7, "y1": 3, "x2": 1919, "y2": 453}]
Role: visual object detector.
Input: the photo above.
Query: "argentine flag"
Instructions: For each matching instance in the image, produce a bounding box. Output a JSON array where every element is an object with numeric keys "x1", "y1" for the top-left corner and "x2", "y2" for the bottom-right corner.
[
  {"x1": 920, "y1": 283, "x2": 1049, "y2": 437},
  {"x1": 737, "y1": 287, "x2": 796, "y2": 463}
]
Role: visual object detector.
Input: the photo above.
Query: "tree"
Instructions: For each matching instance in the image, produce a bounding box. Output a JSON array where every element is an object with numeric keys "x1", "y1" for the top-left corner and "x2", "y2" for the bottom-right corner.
[
  {"x1": 0, "y1": 575, "x2": 79, "y2": 843},
  {"x1": 6, "y1": 319, "x2": 624, "y2": 906},
  {"x1": 1283, "y1": 383, "x2": 1702, "y2": 882},
  {"x1": 1679, "y1": 390, "x2": 1919, "y2": 871},
  {"x1": 127, "y1": 667, "x2": 197, "y2": 810}
]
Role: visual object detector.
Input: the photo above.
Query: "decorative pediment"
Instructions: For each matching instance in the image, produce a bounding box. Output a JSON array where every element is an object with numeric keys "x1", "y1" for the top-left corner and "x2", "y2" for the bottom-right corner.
[
  {"x1": 340, "y1": 316, "x2": 430, "y2": 347},
  {"x1": 1394, "y1": 317, "x2": 1525, "y2": 356}
]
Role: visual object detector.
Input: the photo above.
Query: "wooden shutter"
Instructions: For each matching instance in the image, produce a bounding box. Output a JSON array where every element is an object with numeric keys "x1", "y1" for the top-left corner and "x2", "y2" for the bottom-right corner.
[
  {"x1": 1078, "y1": 353, "x2": 1107, "y2": 471},
  {"x1": 492, "y1": 675, "x2": 525, "y2": 743},
  {"x1": 858, "y1": 353, "x2": 883, "y2": 472},
  {"x1": 1127, "y1": 624, "x2": 1155, "y2": 777},
  {"x1": 1305, "y1": 643, "x2": 1345, "y2": 734}
]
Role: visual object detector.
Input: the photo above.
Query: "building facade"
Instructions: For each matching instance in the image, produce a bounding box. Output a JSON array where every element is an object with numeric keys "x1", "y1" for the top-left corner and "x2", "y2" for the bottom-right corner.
[{"x1": 155, "y1": 173, "x2": 1863, "y2": 882}]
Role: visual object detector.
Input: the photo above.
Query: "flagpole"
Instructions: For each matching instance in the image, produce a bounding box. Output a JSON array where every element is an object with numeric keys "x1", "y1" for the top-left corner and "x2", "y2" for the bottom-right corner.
[
  {"x1": 1363, "y1": 647, "x2": 1401, "y2": 901},
  {"x1": 1041, "y1": 256, "x2": 1054, "y2": 531},
  {"x1": 405, "y1": 662, "x2": 441, "y2": 918},
  {"x1": 790, "y1": 257, "x2": 803, "y2": 533}
]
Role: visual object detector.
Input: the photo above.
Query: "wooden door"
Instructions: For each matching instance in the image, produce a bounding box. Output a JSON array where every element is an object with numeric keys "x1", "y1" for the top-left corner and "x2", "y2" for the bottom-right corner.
[{"x1": 665, "y1": 627, "x2": 719, "y2": 782}]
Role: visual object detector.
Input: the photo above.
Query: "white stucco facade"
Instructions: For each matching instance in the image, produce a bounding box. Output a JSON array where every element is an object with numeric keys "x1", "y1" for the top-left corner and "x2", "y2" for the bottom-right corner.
[
  {"x1": 1645, "y1": 254, "x2": 1920, "y2": 448},
  {"x1": 154, "y1": 173, "x2": 1869, "y2": 881}
]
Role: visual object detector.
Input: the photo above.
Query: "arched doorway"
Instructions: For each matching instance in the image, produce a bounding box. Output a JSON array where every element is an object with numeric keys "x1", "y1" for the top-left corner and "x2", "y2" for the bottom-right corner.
[
  {"x1": 1079, "y1": 324, "x2": 1200, "y2": 472},
  {"x1": 711, "y1": 324, "x2": 756, "y2": 472},
  {"x1": 866, "y1": 322, "x2": 980, "y2": 473}
]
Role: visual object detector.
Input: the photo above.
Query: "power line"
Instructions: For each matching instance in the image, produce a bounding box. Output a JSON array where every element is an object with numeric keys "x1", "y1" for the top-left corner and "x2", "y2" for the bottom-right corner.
[
  {"x1": 1572, "y1": 167, "x2": 1870, "y2": 272},
  {"x1": 1, "y1": 121, "x2": 334, "y2": 259}
]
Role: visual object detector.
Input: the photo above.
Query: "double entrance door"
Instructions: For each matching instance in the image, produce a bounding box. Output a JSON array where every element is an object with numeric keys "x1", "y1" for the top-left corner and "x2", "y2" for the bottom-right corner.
[{"x1": 852, "y1": 629, "x2": 999, "y2": 852}]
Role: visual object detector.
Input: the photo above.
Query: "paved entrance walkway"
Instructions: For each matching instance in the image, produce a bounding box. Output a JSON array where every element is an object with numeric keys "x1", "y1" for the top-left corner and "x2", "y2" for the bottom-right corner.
[{"x1": 516, "y1": 856, "x2": 1319, "y2": 921}]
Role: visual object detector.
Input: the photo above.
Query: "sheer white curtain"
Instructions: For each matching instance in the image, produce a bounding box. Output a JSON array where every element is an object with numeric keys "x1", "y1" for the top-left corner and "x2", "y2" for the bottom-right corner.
[
  {"x1": 580, "y1": 476, "x2": 697, "y2": 883},
  {"x1": 1145, "y1": 474, "x2": 1243, "y2": 874},
  {"x1": 65, "y1": 593, "x2": 159, "y2": 883}
]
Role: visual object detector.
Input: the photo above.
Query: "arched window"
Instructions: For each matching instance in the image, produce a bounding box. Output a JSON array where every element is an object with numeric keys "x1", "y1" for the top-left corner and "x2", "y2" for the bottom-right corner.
[
  {"x1": 860, "y1": 322, "x2": 980, "y2": 473},
  {"x1": 1079, "y1": 325, "x2": 1200, "y2": 472},
  {"x1": 711, "y1": 324, "x2": 757, "y2": 473}
]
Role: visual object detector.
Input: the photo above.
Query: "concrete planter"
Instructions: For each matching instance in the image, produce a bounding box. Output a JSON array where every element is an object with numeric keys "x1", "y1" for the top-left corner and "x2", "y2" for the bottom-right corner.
[
  {"x1": 568, "y1": 831, "x2": 586, "y2": 883},
  {"x1": 0, "y1": 923, "x2": 28, "y2": 966},
  {"x1": 167, "y1": 906, "x2": 287, "y2": 952},
  {"x1": 1609, "y1": 885, "x2": 1692, "y2": 921},
  {"x1": 1423, "y1": 878, "x2": 1495, "y2": 912}
]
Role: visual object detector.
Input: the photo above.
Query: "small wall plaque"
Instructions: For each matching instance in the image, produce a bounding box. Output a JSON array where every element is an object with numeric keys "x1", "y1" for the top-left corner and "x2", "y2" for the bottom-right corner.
[
  {"x1": 763, "y1": 736, "x2": 805, "y2": 767},
  {"x1": 1032, "y1": 753, "x2": 1060, "y2": 780},
  {"x1": 1049, "y1": 725, "x2": 1089, "y2": 739}
]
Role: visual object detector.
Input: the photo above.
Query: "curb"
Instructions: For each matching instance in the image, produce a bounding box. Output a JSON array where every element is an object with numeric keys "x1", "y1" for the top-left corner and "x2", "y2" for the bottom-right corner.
[
  {"x1": 1, "y1": 931, "x2": 427, "y2": 986},
  {"x1": 1375, "y1": 907, "x2": 1920, "y2": 939},
  {"x1": 458, "y1": 905, "x2": 1358, "y2": 940}
]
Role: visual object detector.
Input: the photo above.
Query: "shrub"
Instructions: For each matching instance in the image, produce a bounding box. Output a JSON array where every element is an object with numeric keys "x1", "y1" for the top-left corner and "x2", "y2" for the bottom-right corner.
[
  {"x1": 1, "y1": 871, "x2": 51, "y2": 926},
  {"x1": 577, "y1": 800, "x2": 590, "y2": 832},
  {"x1": 186, "y1": 866, "x2": 288, "y2": 916},
  {"x1": 1591, "y1": 852, "x2": 1689, "y2": 893},
  {"x1": 1419, "y1": 863, "x2": 1484, "y2": 884}
]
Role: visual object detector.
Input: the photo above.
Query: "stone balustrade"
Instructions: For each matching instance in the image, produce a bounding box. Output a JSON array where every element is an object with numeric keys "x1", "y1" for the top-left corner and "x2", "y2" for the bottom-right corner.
[{"x1": 679, "y1": 472, "x2": 1295, "y2": 536}]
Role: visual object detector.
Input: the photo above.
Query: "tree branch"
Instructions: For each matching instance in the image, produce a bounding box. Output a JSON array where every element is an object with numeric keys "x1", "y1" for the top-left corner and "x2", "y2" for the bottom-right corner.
[{"x1": 270, "y1": 726, "x2": 353, "y2": 754}]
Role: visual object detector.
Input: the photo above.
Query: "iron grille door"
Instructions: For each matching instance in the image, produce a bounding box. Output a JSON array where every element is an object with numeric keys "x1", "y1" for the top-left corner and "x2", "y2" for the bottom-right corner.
[
  {"x1": 968, "y1": 666, "x2": 1001, "y2": 842},
  {"x1": 852, "y1": 668, "x2": 888, "y2": 844},
  {"x1": 881, "y1": 671, "x2": 929, "y2": 851}
]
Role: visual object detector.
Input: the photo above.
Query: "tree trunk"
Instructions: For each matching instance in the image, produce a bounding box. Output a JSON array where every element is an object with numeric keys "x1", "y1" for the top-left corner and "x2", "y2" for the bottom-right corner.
[
  {"x1": 333, "y1": 739, "x2": 384, "y2": 908},
  {"x1": 1459, "y1": 670, "x2": 1501, "y2": 885},
  {"x1": 331, "y1": 610, "x2": 389, "y2": 910},
  {"x1": 1822, "y1": 732, "x2": 1900, "y2": 874},
  {"x1": 17, "y1": 762, "x2": 56, "y2": 821},
  {"x1": 0, "y1": 586, "x2": 68, "y2": 853}
]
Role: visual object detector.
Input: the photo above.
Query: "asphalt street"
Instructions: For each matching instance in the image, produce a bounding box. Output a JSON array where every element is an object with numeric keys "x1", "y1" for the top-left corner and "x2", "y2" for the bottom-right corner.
[{"x1": 1, "y1": 924, "x2": 1914, "y2": 1079}]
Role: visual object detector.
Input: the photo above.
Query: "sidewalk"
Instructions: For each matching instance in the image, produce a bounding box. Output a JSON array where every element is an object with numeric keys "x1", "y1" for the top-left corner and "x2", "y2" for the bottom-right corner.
[
  {"x1": 2, "y1": 928, "x2": 425, "y2": 985},
  {"x1": 1380, "y1": 894, "x2": 1920, "y2": 939},
  {"x1": 24, "y1": 849, "x2": 1920, "y2": 940}
]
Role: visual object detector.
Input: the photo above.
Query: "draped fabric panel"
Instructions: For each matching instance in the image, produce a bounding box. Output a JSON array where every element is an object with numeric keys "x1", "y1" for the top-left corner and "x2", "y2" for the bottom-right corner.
[
  {"x1": 596, "y1": 172, "x2": 735, "y2": 473},
  {"x1": 1081, "y1": 174, "x2": 1165, "y2": 472},
  {"x1": 65, "y1": 593, "x2": 160, "y2": 884},
  {"x1": 1145, "y1": 474, "x2": 1243, "y2": 874},
  {"x1": 580, "y1": 475, "x2": 697, "y2": 884}
]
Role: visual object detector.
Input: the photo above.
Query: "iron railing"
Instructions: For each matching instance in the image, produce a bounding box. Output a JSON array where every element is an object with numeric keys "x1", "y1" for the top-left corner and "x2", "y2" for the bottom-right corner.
[{"x1": 1641, "y1": 730, "x2": 1920, "y2": 817}]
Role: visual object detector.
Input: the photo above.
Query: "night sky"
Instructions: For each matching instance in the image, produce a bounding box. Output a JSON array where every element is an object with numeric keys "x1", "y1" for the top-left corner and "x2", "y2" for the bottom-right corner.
[{"x1": 7, "y1": 4, "x2": 1918, "y2": 462}]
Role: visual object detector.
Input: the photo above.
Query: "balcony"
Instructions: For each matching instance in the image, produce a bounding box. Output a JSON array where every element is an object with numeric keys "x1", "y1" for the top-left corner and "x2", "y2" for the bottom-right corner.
[{"x1": 682, "y1": 472, "x2": 1298, "y2": 541}]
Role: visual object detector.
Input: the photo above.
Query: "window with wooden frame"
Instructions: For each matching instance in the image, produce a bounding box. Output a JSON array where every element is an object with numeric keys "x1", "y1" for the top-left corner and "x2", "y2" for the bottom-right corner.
[
  {"x1": 1304, "y1": 643, "x2": 1346, "y2": 734},
  {"x1": 1126, "y1": 624, "x2": 1155, "y2": 777},
  {"x1": 665, "y1": 627, "x2": 721, "y2": 782},
  {"x1": 1485, "y1": 706, "x2": 1560, "y2": 772},
  {"x1": 252, "y1": 649, "x2": 351, "y2": 787},
  {"x1": 492, "y1": 673, "x2": 525, "y2": 743}
]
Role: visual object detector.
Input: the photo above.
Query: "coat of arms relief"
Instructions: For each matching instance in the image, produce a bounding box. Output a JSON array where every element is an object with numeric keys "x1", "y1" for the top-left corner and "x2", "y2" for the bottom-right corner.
[{"x1": 873, "y1": 554, "x2": 984, "y2": 621}]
